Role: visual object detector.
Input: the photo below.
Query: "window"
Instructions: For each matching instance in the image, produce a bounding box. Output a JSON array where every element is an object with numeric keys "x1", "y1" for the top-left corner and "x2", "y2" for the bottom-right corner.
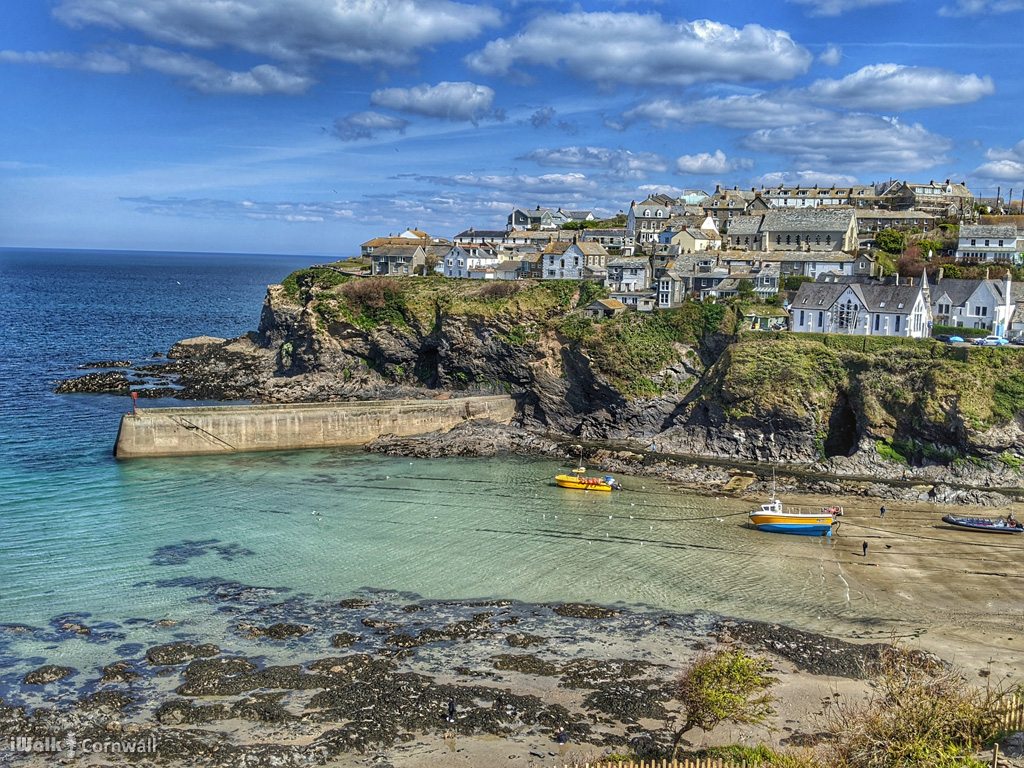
[
  {"x1": 1000, "y1": 240, "x2": 1005, "y2": 246},
  {"x1": 776, "y1": 235, "x2": 782, "y2": 245},
  {"x1": 795, "y1": 235, "x2": 801, "y2": 245},
  {"x1": 986, "y1": 240, "x2": 990, "y2": 246},
  {"x1": 816, "y1": 235, "x2": 821, "y2": 245},
  {"x1": 895, "y1": 315, "x2": 901, "y2": 333},
  {"x1": 818, "y1": 311, "x2": 824, "y2": 328},
  {"x1": 786, "y1": 235, "x2": 791, "y2": 245},
  {"x1": 879, "y1": 301, "x2": 886, "y2": 308},
  {"x1": 971, "y1": 239, "x2": 976, "y2": 246},
  {"x1": 799, "y1": 310, "x2": 805, "y2": 326},
  {"x1": 837, "y1": 300, "x2": 858, "y2": 329},
  {"x1": 826, "y1": 235, "x2": 831, "y2": 244},
  {"x1": 874, "y1": 314, "x2": 880, "y2": 331}
]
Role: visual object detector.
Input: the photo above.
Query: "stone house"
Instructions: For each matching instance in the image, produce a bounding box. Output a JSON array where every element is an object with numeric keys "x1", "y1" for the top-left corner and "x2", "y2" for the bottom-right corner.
[
  {"x1": 627, "y1": 196, "x2": 673, "y2": 252},
  {"x1": 702, "y1": 186, "x2": 770, "y2": 229},
  {"x1": 542, "y1": 240, "x2": 610, "y2": 280},
  {"x1": 882, "y1": 180, "x2": 974, "y2": 218},
  {"x1": 370, "y1": 244, "x2": 427, "y2": 276},
  {"x1": 605, "y1": 257, "x2": 651, "y2": 292},
  {"x1": 583, "y1": 298, "x2": 627, "y2": 319}
]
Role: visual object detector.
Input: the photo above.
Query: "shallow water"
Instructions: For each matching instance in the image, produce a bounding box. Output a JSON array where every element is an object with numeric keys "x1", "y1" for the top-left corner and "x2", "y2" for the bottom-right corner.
[{"x1": 0, "y1": 248, "x2": 913, "y2": 699}]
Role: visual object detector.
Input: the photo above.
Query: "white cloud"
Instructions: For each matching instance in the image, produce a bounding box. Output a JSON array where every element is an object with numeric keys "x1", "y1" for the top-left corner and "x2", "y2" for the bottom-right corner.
[
  {"x1": 52, "y1": 0, "x2": 502, "y2": 67},
  {"x1": 752, "y1": 171, "x2": 860, "y2": 187},
  {"x1": 623, "y1": 95, "x2": 831, "y2": 130},
  {"x1": 370, "y1": 82, "x2": 495, "y2": 123},
  {"x1": 818, "y1": 44, "x2": 842, "y2": 67},
  {"x1": 0, "y1": 45, "x2": 314, "y2": 94},
  {"x1": 465, "y1": 12, "x2": 812, "y2": 86},
  {"x1": 806, "y1": 64, "x2": 994, "y2": 110},
  {"x1": 786, "y1": 0, "x2": 901, "y2": 16},
  {"x1": 415, "y1": 171, "x2": 603, "y2": 197},
  {"x1": 973, "y1": 142, "x2": 1024, "y2": 181},
  {"x1": 939, "y1": 0, "x2": 1024, "y2": 15},
  {"x1": 519, "y1": 146, "x2": 668, "y2": 176},
  {"x1": 121, "y1": 196, "x2": 356, "y2": 222},
  {"x1": 742, "y1": 114, "x2": 953, "y2": 172},
  {"x1": 675, "y1": 150, "x2": 753, "y2": 175},
  {"x1": 333, "y1": 112, "x2": 410, "y2": 141}
]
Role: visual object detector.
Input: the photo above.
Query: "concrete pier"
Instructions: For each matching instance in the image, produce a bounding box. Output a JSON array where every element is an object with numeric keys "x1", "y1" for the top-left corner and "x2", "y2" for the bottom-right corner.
[{"x1": 113, "y1": 395, "x2": 516, "y2": 458}]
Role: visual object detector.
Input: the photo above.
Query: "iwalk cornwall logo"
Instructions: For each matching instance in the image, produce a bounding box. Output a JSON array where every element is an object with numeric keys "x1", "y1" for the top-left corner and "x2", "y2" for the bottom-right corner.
[{"x1": 6, "y1": 731, "x2": 157, "y2": 757}]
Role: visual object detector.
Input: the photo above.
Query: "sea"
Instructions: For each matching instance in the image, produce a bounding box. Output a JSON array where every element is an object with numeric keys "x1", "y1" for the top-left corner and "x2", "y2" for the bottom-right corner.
[{"x1": 0, "y1": 248, "x2": 898, "y2": 704}]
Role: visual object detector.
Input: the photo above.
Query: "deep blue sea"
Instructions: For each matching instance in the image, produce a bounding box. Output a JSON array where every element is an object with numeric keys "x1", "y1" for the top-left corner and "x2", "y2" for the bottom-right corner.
[{"x1": 0, "y1": 248, "x2": 902, "y2": 701}]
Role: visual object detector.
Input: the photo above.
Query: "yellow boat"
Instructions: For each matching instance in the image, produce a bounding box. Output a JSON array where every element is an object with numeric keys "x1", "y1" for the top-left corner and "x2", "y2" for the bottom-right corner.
[{"x1": 555, "y1": 466, "x2": 621, "y2": 491}]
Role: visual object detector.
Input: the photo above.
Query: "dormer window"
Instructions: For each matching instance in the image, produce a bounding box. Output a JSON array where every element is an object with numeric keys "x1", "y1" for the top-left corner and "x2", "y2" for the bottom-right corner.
[{"x1": 898, "y1": 302, "x2": 904, "y2": 309}]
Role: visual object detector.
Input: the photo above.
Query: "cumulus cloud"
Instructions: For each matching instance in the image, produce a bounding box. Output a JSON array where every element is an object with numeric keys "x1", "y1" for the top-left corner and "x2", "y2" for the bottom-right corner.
[
  {"x1": 623, "y1": 95, "x2": 831, "y2": 130},
  {"x1": 120, "y1": 196, "x2": 355, "y2": 222},
  {"x1": 819, "y1": 44, "x2": 842, "y2": 66},
  {"x1": 333, "y1": 112, "x2": 410, "y2": 141},
  {"x1": 742, "y1": 114, "x2": 953, "y2": 172},
  {"x1": 370, "y1": 81, "x2": 495, "y2": 123},
  {"x1": 752, "y1": 171, "x2": 860, "y2": 187},
  {"x1": 973, "y1": 141, "x2": 1024, "y2": 181},
  {"x1": 0, "y1": 45, "x2": 314, "y2": 94},
  {"x1": 675, "y1": 150, "x2": 753, "y2": 175},
  {"x1": 805, "y1": 63, "x2": 994, "y2": 110},
  {"x1": 939, "y1": 0, "x2": 1024, "y2": 15},
  {"x1": 786, "y1": 0, "x2": 902, "y2": 15},
  {"x1": 465, "y1": 12, "x2": 812, "y2": 86},
  {"x1": 51, "y1": 0, "x2": 502, "y2": 67},
  {"x1": 519, "y1": 146, "x2": 668, "y2": 177}
]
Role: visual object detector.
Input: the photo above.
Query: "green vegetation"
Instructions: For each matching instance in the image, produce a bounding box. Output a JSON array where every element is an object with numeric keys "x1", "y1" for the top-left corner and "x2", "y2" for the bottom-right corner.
[
  {"x1": 561, "y1": 214, "x2": 627, "y2": 229},
  {"x1": 576, "y1": 279, "x2": 609, "y2": 308},
  {"x1": 281, "y1": 267, "x2": 351, "y2": 302},
  {"x1": 669, "y1": 647, "x2": 777, "y2": 760},
  {"x1": 818, "y1": 648, "x2": 1006, "y2": 768},
  {"x1": 874, "y1": 228, "x2": 906, "y2": 254}
]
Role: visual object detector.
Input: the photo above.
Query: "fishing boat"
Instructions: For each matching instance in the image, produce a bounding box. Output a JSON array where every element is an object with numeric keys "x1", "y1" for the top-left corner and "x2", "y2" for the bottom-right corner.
[
  {"x1": 748, "y1": 498, "x2": 842, "y2": 536},
  {"x1": 941, "y1": 514, "x2": 1024, "y2": 534},
  {"x1": 555, "y1": 466, "x2": 621, "y2": 491}
]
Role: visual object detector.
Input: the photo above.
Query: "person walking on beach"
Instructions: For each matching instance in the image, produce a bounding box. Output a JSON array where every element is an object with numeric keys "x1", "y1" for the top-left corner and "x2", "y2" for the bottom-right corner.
[
  {"x1": 862, "y1": 541, "x2": 868, "y2": 557},
  {"x1": 880, "y1": 505, "x2": 886, "y2": 518},
  {"x1": 447, "y1": 697, "x2": 456, "y2": 723}
]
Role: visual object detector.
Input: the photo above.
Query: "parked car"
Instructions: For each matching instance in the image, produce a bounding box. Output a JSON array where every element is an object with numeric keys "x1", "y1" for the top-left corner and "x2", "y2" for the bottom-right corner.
[
  {"x1": 973, "y1": 335, "x2": 1010, "y2": 346},
  {"x1": 934, "y1": 334, "x2": 965, "y2": 343}
]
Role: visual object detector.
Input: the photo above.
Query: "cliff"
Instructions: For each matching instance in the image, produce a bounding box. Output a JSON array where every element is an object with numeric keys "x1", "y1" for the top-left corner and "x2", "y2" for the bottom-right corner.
[{"x1": 60, "y1": 269, "x2": 1024, "y2": 475}]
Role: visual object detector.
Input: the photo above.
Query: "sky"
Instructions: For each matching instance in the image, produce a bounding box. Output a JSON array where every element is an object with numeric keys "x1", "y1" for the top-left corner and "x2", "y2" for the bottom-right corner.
[{"x1": 3, "y1": 0, "x2": 1024, "y2": 257}]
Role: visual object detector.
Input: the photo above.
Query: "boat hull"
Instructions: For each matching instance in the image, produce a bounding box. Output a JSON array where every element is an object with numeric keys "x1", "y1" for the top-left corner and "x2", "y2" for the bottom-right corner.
[
  {"x1": 555, "y1": 475, "x2": 613, "y2": 491},
  {"x1": 941, "y1": 514, "x2": 1023, "y2": 534},
  {"x1": 748, "y1": 513, "x2": 834, "y2": 536}
]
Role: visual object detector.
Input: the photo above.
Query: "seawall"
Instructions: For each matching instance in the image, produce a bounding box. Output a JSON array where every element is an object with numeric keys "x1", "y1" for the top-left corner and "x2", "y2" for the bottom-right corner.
[{"x1": 113, "y1": 395, "x2": 516, "y2": 458}]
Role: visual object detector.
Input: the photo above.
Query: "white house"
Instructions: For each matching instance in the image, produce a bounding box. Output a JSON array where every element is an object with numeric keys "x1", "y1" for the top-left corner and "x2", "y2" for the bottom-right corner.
[
  {"x1": 930, "y1": 273, "x2": 1014, "y2": 334},
  {"x1": 790, "y1": 279, "x2": 931, "y2": 337},
  {"x1": 954, "y1": 225, "x2": 1022, "y2": 264},
  {"x1": 542, "y1": 240, "x2": 609, "y2": 280},
  {"x1": 605, "y1": 257, "x2": 651, "y2": 292},
  {"x1": 443, "y1": 243, "x2": 501, "y2": 279}
]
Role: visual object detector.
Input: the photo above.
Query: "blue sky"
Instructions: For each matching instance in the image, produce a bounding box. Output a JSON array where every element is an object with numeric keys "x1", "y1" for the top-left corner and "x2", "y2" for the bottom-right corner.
[{"x1": 3, "y1": 0, "x2": 1024, "y2": 257}]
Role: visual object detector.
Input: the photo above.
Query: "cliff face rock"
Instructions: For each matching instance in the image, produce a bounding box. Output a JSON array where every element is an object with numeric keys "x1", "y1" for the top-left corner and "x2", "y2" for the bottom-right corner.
[{"x1": 56, "y1": 272, "x2": 1024, "y2": 472}]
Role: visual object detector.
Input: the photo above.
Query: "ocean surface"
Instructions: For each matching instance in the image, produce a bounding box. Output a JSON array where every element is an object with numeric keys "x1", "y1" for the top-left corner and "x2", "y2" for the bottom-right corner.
[{"x1": 0, "y1": 248, "x2": 895, "y2": 700}]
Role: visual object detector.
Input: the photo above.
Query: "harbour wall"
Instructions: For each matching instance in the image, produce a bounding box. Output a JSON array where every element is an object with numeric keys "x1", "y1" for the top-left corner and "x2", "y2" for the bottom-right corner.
[{"x1": 113, "y1": 395, "x2": 516, "y2": 458}]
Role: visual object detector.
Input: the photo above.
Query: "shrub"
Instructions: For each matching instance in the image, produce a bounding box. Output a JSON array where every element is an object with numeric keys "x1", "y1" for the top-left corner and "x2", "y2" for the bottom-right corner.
[
  {"x1": 475, "y1": 281, "x2": 523, "y2": 301},
  {"x1": 340, "y1": 277, "x2": 408, "y2": 329},
  {"x1": 818, "y1": 646, "x2": 1005, "y2": 768}
]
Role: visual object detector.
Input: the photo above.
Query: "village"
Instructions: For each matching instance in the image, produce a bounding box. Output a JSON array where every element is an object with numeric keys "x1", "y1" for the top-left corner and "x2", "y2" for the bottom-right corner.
[{"x1": 354, "y1": 179, "x2": 1024, "y2": 342}]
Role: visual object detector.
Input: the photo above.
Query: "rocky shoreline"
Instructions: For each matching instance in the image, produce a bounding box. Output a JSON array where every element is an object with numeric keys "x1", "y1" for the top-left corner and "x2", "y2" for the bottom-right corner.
[
  {"x1": 365, "y1": 419, "x2": 1024, "y2": 508},
  {"x1": 0, "y1": 585, "x2": 941, "y2": 768}
]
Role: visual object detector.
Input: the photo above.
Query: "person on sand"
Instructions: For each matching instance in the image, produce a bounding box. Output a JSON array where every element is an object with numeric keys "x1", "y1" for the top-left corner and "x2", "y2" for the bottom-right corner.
[
  {"x1": 556, "y1": 728, "x2": 569, "y2": 745},
  {"x1": 862, "y1": 541, "x2": 868, "y2": 557},
  {"x1": 880, "y1": 505, "x2": 886, "y2": 518},
  {"x1": 448, "y1": 697, "x2": 456, "y2": 723}
]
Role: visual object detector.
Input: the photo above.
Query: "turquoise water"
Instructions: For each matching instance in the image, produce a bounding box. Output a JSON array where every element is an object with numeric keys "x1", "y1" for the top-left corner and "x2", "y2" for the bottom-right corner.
[{"x1": 0, "y1": 248, "x2": 883, "y2": 698}]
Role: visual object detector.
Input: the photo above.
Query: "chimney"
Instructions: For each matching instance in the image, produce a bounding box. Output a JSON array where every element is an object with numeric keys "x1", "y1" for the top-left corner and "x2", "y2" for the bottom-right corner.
[
  {"x1": 938, "y1": 267, "x2": 944, "y2": 280},
  {"x1": 986, "y1": 268, "x2": 990, "y2": 279}
]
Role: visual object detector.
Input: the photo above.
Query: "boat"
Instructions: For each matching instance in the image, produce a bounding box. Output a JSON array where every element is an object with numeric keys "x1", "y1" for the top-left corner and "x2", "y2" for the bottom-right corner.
[
  {"x1": 941, "y1": 514, "x2": 1024, "y2": 534},
  {"x1": 555, "y1": 466, "x2": 621, "y2": 491},
  {"x1": 748, "y1": 498, "x2": 842, "y2": 536}
]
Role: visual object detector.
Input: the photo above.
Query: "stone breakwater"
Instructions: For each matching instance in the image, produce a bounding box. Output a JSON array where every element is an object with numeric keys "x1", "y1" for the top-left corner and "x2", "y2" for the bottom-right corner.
[
  {"x1": 0, "y1": 584, "x2": 912, "y2": 768},
  {"x1": 112, "y1": 395, "x2": 515, "y2": 458}
]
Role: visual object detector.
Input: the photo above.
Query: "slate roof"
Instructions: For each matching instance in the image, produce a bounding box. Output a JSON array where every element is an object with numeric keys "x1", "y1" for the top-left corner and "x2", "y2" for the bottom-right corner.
[
  {"x1": 960, "y1": 225, "x2": 1018, "y2": 240},
  {"x1": 607, "y1": 258, "x2": 649, "y2": 269},
  {"x1": 761, "y1": 208, "x2": 856, "y2": 232},
  {"x1": 793, "y1": 281, "x2": 923, "y2": 315},
  {"x1": 726, "y1": 215, "x2": 763, "y2": 235},
  {"x1": 455, "y1": 229, "x2": 507, "y2": 240},
  {"x1": 932, "y1": 277, "x2": 1008, "y2": 305}
]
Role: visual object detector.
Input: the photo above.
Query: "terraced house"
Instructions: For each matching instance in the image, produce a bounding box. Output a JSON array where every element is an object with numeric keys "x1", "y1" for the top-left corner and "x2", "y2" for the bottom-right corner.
[
  {"x1": 955, "y1": 225, "x2": 1023, "y2": 264},
  {"x1": 790, "y1": 277, "x2": 931, "y2": 338}
]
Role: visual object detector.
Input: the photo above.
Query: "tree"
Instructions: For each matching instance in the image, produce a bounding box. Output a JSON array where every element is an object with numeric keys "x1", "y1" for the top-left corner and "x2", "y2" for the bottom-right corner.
[
  {"x1": 669, "y1": 647, "x2": 777, "y2": 759},
  {"x1": 736, "y1": 278, "x2": 755, "y2": 301},
  {"x1": 874, "y1": 228, "x2": 906, "y2": 254}
]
